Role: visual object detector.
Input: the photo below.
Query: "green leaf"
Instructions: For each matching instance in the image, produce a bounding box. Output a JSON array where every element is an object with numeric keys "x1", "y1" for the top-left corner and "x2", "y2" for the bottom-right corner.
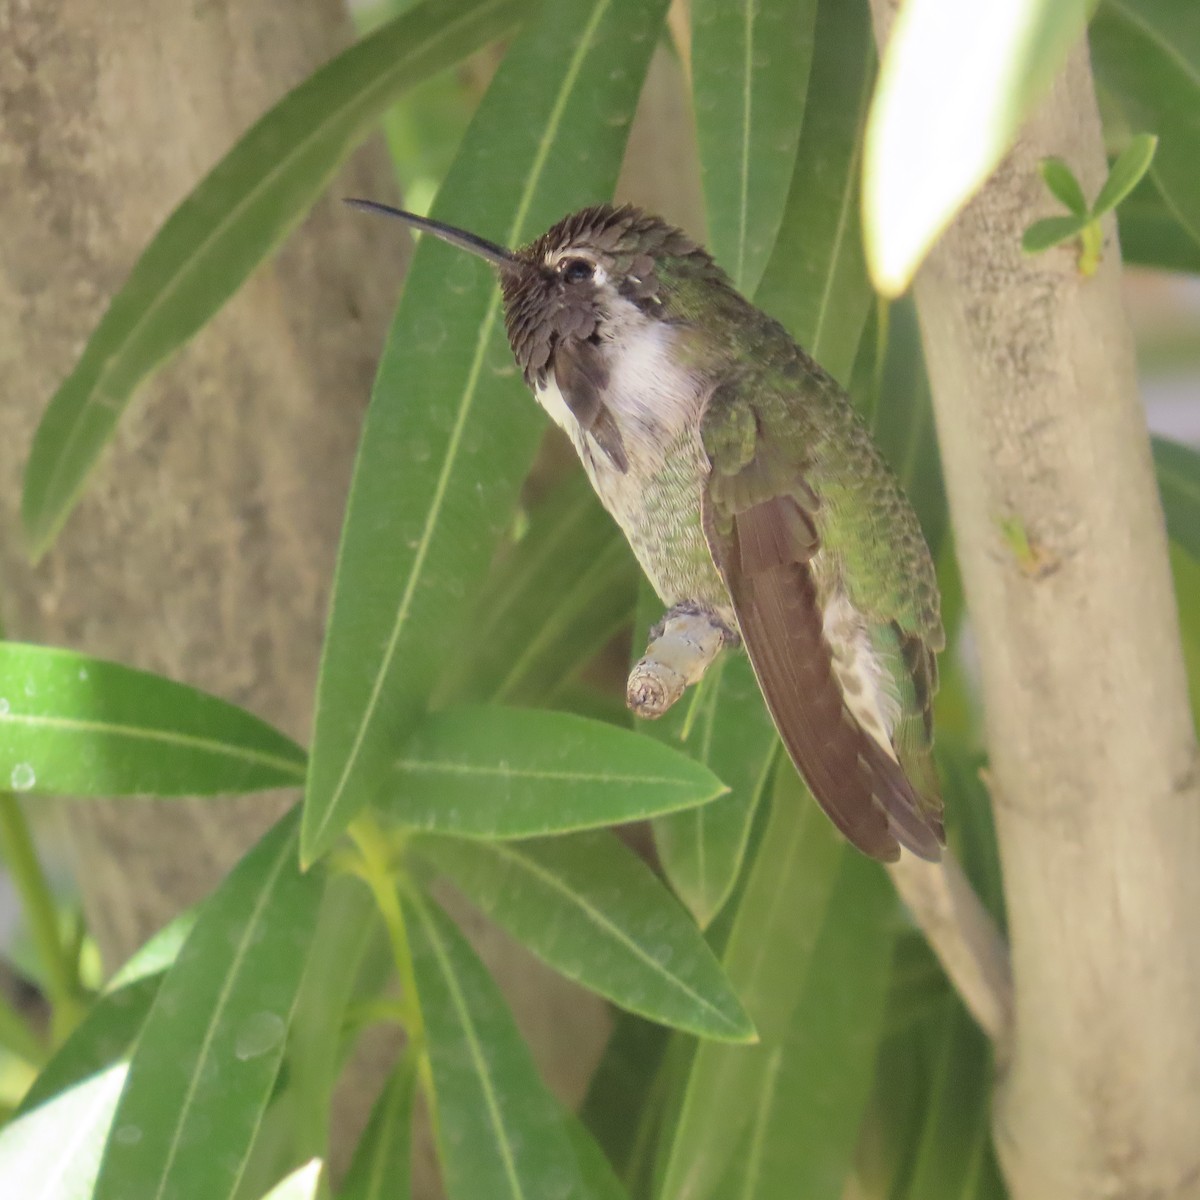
[
  {"x1": 1021, "y1": 214, "x2": 1091, "y2": 254},
  {"x1": 1154, "y1": 436, "x2": 1200, "y2": 561},
  {"x1": 0, "y1": 643, "x2": 305, "y2": 796},
  {"x1": 691, "y1": 0, "x2": 819, "y2": 293},
  {"x1": 0, "y1": 1063, "x2": 128, "y2": 1200},
  {"x1": 755, "y1": 0, "x2": 876, "y2": 384},
  {"x1": 864, "y1": 0, "x2": 1090, "y2": 294},
  {"x1": 1040, "y1": 157, "x2": 1088, "y2": 215},
  {"x1": 414, "y1": 831, "x2": 754, "y2": 1040},
  {"x1": 649, "y1": 654, "x2": 776, "y2": 928},
  {"x1": 302, "y1": 0, "x2": 670, "y2": 864},
  {"x1": 898, "y1": 1000, "x2": 998, "y2": 1200},
  {"x1": 659, "y1": 769, "x2": 896, "y2": 1200},
  {"x1": 436, "y1": 470, "x2": 637, "y2": 708},
  {"x1": 21, "y1": 0, "x2": 526, "y2": 559},
  {"x1": 404, "y1": 891, "x2": 591, "y2": 1200},
  {"x1": 1092, "y1": 1, "x2": 1200, "y2": 250},
  {"x1": 566, "y1": 1117, "x2": 630, "y2": 1200},
  {"x1": 1092, "y1": 132, "x2": 1158, "y2": 216},
  {"x1": 93, "y1": 808, "x2": 325, "y2": 1200},
  {"x1": 338, "y1": 1059, "x2": 415, "y2": 1200},
  {"x1": 379, "y1": 707, "x2": 727, "y2": 838},
  {"x1": 258, "y1": 1161, "x2": 324, "y2": 1200},
  {"x1": 1118, "y1": 172, "x2": 1200, "y2": 273}
]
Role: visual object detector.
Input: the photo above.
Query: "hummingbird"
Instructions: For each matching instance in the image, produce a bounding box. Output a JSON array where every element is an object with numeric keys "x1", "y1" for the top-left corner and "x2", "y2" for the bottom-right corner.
[{"x1": 347, "y1": 198, "x2": 945, "y2": 863}]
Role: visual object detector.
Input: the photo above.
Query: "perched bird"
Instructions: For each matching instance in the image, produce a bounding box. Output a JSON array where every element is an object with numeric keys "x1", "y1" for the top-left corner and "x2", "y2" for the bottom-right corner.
[{"x1": 348, "y1": 199, "x2": 945, "y2": 862}]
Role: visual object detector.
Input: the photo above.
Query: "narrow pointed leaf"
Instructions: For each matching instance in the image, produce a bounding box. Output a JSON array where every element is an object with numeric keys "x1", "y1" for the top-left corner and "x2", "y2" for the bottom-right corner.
[
  {"x1": 339, "y1": 1060, "x2": 416, "y2": 1200},
  {"x1": 660, "y1": 769, "x2": 896, "y2": 1200},
  {"x1": 259, "y1": 1161, "x2": 324, "y2": 1200},
  {"x1": 18, "y1": 906, "x2": 199, "y2": 1118},
  {"x1": 1092, "y1": 132, "x2": 1158, "y2": 217},
  {"x1": 1021, "y1": 214, "x2": 1091, "y2": 254},
  {"x1": 1118, "y1": 173, "x2": 1200, "y2": 273},
  {"x1": 21, "y1": 0, "x2": 525, "y2": 558},
  {"x1": 303, "y1": 0, "x2": 670, "y2": 864},
  {"x1": 864, "y1": 0, "x2": 1090, "y2": 294},
  {"x1": 1092, "y1": 1, "x2": 1200, "y2": 249},
  {"x1": 0, "y1": 643, "x2": 305, "y2": 796},
  {"x1": 93, "y1": 808, "x2": 325, "y2": 1200},
  {"x1": 379, "y1": 707, "x2": 727, "y2": 838},
  {"x1": 1039, "y1": 157, "x2": 1088, "y2": 215},
  {"x1": 567, "y1": 1117, "x2": 631, "y2": 1200},
  {"x1": 0, "y1": 1063, "x2": 128, "y2": 1200},
  {"x1": 437, "y1": 471, "x2": 638, "y2": 708},
  {"x1": 1153, "y1": 436, "x2": 1200, "y2": 561},
  {"x1": 691, "y1": 0, "x2": 818, "y2": 293},
  {"x1": 756, "y1": 0, "x2": 876, "y2": 383},
  {"x1": 404, "y1": 892, "x2": 591, "y2": 1200},
  {"x1": 415, "y1": 831, "x2": 754, "y2": 1040},
  {"x1": 649, "y1": 653, "x2": 776, "y2": 929}
]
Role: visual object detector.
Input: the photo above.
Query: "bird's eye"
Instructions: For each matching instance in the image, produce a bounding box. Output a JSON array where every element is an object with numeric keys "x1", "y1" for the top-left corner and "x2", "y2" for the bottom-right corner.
[{"x1": 561, "y1": 257, "x2": 594, "y2": 284}]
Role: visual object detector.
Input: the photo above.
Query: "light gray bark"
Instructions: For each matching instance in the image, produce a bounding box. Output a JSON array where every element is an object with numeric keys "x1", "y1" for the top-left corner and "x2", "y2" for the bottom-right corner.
[{"x1": 869, "y1": 7, "x2": 1200, "y2": 1198}]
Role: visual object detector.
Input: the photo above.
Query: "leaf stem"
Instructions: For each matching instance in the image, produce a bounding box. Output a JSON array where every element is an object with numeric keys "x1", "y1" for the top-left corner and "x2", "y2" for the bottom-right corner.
[
  {"x1": 347, "y1": 814, "x2": 434, "y2": 1099},
  {"x1": 0, "y1": 792, "x2": 85, "y2": 1041}
]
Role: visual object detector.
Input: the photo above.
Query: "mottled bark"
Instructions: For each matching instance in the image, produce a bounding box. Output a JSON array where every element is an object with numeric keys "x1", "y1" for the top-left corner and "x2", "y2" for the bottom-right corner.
[{"x1": 868, "y1": 7, "x2": 1200, "y2": 1198}]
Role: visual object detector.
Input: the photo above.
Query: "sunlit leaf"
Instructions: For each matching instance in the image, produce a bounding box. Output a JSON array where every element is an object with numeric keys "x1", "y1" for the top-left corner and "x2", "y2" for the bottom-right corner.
[
  {"x1": 93, "y1": 809, "x2": 324, "y2": 1200},
  {"x1": 379, "y1": 707, "x2": 727, "y2": 838},
  {"x1": 303, "y1": 0, "x2": 670, "y2": 863},
  {"x1": 21, "y1": 0, "x2": 526, "y2": 558},
  {"x1": 691, "y1": 0, "x2": 819, "y2": 293},
  {"x1": 257, "y1": 1160, "x2": 324, "y2": 1200},
  {"x1": 1040, "y1": 157, "x2": 1088, "y2": 215},
  {"x1": 1092, "y1": 132, "x2": 1158, "y2": 216},
  {"x1": 865, "y1": 0, "x2": 1090, "y2": 294},
  {"x1": 0, "y1": 643, "x2": 305, "y2": 797},
  {"x1": 0, "y1": 1064, "x2": 128, "y2": 1200},
  {"x1": 1021, "y1": 214, "x2": 1091, "y2": 254},
  {"x1": 415, "y1": 831, "x2": 754, "y2": 1040}
]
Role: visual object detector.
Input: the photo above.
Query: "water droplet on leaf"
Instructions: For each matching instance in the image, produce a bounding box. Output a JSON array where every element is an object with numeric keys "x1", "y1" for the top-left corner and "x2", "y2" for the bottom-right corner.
[
  {"x1": 234, "y1": 1011, "x2": 285, "y2": 1061},
  {"x1": 10, "y1": 763, "x2": 35, "y2": 791}
]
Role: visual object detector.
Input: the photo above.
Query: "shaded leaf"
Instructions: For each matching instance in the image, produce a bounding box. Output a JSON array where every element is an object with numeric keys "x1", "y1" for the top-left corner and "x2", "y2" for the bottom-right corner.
[
  {"x1": 1153, "y1": 436, "x2": 1200, "y2": 561},
  {"x1": 415, "y1": 831, "x2": 754, "y2": 1040},
  {"x1": 21, "y1": 0, "x2": 526, "y2": 558},
  {"x1": 1118, "y1": 172, "x2": 1200, "y2": 273},
  {"x1": 404, "y1": 892, "x2": 590, "y2": 1199},
  {"x1": 1092, "y1": 1, "x2": 1200, "y2": 250},
  {"x1": 659, "y1": 768, "x2": 896, "y2": 1200},
  {"x1": 303, "y1": 0, "x2": 670, "y2": 863},
  {"x1": 1021, "y1": 214, "x2": 1091, "y2": 254},
  {"x1": 649, "y1": 653, "x2": 776, "y2": 929},
  {"x1": 0, "y1": 643, "x2": 305, "y2": 797},
  {"x1": 756, "y1": 0, "x2": 876, "y2": 383},
  {"x1": 691, "y1": 0, "x2": 819, "y2": 293},
  {"x1": 566, "y1": 1117, "x2": 630, "y2": 1200},
  {"x1": 865, "y1": 0, "x2": 1090, "y2": 293},
  {"x1": 339, "y1": 1059, "x2": 415, "y2": 1200},
  {"x1": 1092, "y1": 132, "x2": 1158, "y2": 216},
  {"x1": 1040, "y1": 157, "x2": 1088, "y2": 215},
  {"x1": 93, "y1": 809, "x2": 325, "y2": 1200},
  {"x1": 379, "y1": 707, "x2": 727, "y2": 838}
]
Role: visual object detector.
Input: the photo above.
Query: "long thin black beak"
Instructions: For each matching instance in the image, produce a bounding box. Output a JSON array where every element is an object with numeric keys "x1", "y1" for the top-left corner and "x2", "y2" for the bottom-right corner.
[{"x1": 344, "y1": 198, "x2": 515, "y2": 267}]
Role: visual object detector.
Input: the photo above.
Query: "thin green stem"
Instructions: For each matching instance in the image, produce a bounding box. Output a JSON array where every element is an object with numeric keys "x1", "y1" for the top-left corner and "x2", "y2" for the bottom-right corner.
[
  {"x1": 347, "y1": 814, "x2": 435, "y2": 1107},
  {"x1": 0, "y1": 792, "x2": 85, "y2": 1040}
]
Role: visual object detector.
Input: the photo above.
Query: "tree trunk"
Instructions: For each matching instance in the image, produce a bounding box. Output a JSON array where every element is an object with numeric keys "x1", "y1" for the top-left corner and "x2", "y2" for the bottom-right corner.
[{"x1": 868, "y1": 7, "x2": 1200, "y2": 1198}]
